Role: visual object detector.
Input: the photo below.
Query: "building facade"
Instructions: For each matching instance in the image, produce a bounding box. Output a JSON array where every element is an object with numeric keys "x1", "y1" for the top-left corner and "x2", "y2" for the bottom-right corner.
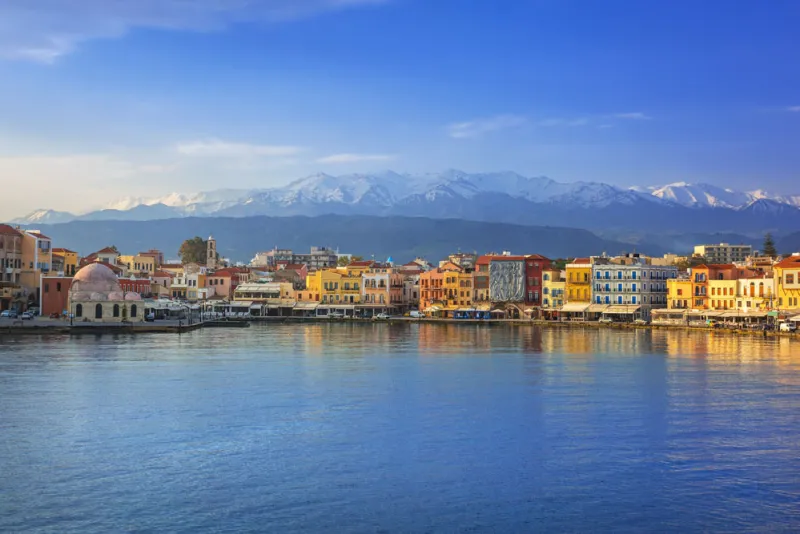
[
  {"x1": 694, "y1": 243, "x2": 753, "y2": 264},
  {"x1": 592, "y1": 262, "x2": 677, "y2": 318},
  {"x1": 565, "y1": 258, "x2": 592, "y2": 304}
]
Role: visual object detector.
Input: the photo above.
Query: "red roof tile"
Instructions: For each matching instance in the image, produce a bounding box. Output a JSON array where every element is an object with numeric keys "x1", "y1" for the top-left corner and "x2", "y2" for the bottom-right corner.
[
  {"x1": 28, "y1": 231, "x2": 51, "y2": 240},
  {"x1": 95, "y1": 247, "x2": 118, "y2": 254},
  {"x1": 776, "y1": 255, "x2": 800, "y2": 268},
  {"x1": 52, "y1": 247, "x2": 75, "y2": 253},
  {"x1": 0, "y1": 224, "x2": 23, "y2": 237}
]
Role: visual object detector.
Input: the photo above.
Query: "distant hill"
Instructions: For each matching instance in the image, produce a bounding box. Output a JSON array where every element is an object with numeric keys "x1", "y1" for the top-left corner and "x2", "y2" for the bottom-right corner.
[
  {"x1": 777, "y1": 232, "x2": 800, "y2": 256},
  {"x1": 21, "y1": 215, "x2": 662, "y2": 263}
]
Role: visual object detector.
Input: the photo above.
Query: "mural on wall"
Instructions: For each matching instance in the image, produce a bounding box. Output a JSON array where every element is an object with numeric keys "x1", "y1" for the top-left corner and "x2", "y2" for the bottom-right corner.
[{"x1": 489, "y1": 260, "x2": 525, "y2": 302}]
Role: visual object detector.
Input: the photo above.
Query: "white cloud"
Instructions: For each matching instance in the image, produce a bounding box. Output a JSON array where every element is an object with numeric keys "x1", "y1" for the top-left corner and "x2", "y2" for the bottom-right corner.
[
  {"x1": 317, "y1": 153, "x2": 396, "y2": 164},
  {"x1": 614, "y1": 112, "x2": 652, "y2": 120},
  {"x1": 448, "y1": 114, "x2": 527, "y2": 139},
  {"x1": 0, "y1": 0, "x2": 390, "y2": 63},
  {"x1": 788, "y1": 106, "x2": 800, "y2": 112},
  {"x1": 175, "y1": 139, "x2": 303, "y2": 157}
]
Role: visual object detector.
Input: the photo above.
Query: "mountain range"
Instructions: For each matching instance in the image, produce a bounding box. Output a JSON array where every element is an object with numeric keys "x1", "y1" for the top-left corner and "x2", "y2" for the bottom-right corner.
[{"x1": 9, "y1": 170, "x2": 800, "y2": 234}]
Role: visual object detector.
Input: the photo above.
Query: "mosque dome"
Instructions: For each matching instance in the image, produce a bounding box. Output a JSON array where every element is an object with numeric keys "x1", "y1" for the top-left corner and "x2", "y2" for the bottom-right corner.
[
  {"x1": 124, "y1": 293, "x2": 142, "y2": 301},
  {"x1": 71, "y1": 262, "x2": 123, "y2": 300},
  {"x1": 107, "y1": 291, "x2": 126, "y2": 301}
]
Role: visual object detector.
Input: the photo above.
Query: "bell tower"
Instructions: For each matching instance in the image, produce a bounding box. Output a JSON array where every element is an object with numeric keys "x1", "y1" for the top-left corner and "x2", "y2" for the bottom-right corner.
[{"x1": 207, "y1": 235, "x2": 217, "y2": 270}]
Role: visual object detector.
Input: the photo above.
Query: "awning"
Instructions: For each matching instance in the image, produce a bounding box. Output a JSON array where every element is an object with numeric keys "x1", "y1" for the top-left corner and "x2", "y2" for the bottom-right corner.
[
  {"x1": 250, "y1": 304, "x2": 262, "y2": 310},
  {"x1": 424, "y1": 306, "x2": 442, "y2": 312},
  {"x1": 330, "y1": 304, "x2": 355, "y2": 310},
  {"x1": 231, "y1": 301, "x2": 252, "y2": 307},
  {"x1": 294, "y1": 302, "x2": 319, "y2": 310},
  {"x1": 720, "y1": 310, "x2": 768, "y2": 318},
  {"x1": 686, "y1": 310, "x2": 722, "y2": 317},
  {"x1": 587, "y1": 304, "x2": 609, "y2": 313},
  {"x1": 456, "y1": 308, "x2": 477, "y2": 312},
  {"x1": 789, "y1": 315, "x2": 800, "y2": 322},
  {"x1": 561, "y1": 303, "x2": 589, "y2": 313},
  {"x1": 475, "y1": 304, "x2": 491, "y2": 311},
  {"x1": 604, "y1": 305, "x2": 641, "y2": 314}
]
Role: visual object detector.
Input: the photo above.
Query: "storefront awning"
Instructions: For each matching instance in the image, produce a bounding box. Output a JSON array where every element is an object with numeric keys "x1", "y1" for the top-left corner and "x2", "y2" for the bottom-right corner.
[
  {"x1": 561, "y1": 303, "x2": 589, "y2": 313},
  {"x1": 587, "y1": 304, "x2": 609, "y2": 313},
  {"x1": 250, "y1": 304, "x2": 262, "y2": 310},
  {"x1": 475, "y1": 304, "x2": 491, "y2": 311},
  {"x1": 604, "y1": 305, "x2": 641, "y2": 314},
  {"x1": 789, "y1": 315, "x2": 800, "y2": 322},
  {"x1": 231, "y1": 301, "x2": 252, "y2": 307},
  {"x1": 720, "y1": 310, "x2": 768, "y2": 318},
  {"x1": 295, "y1": 302, "x2": 319, "y2": 310}
]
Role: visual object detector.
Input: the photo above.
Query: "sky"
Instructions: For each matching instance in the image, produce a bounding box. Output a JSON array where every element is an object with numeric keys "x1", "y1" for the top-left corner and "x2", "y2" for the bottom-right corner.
[{"x1": 1, "y1": 0, "x2": 799, "y2": 217}]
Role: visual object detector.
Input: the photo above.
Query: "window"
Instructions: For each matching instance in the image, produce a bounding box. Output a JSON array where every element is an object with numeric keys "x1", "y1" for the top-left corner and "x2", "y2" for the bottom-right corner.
[
  {"x1": 57, "y1": 282, "x2": 61, "y2": 292},
  {"x1": 677, "y1": 289, "x2": 683, "y2": 296},
  {"x1": 95, "y1": 304, "x2": 103, "y2": 319},
  {"x1": 75, "y1": 304, "x2": 83, "y2": 317},
  {"x1": 632, "y1": 296, "x2": 637, "y2": 304},
  {"x1": 618, "y1": 296, "x2": 623, "y2": 304},
  {"x1": 44, "y1": 283, "x2": 49, "y2": 293},
  {"x1": 544, "y1": 274, "x2": 550, "y2": 281},
  {"x1": 131, "y1": 305, "x2": 137, "y2": 318},
  {"x1": 113, "y1": 304, "x2": 120, "y2": 317},
  {"x1": 787, "y1": 274, "x2": 795, "y2": 284}
]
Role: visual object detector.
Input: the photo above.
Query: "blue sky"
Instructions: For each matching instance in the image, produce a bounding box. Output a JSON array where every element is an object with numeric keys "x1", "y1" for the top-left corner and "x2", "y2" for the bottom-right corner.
[{"x1": 1, "y1": 0, "x2": 799, "y2": 216}]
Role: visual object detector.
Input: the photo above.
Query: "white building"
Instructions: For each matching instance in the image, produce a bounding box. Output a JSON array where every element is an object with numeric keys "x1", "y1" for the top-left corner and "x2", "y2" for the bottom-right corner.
[{"x1": 694, "y1": 243, "x2": 753, "y2": 264}]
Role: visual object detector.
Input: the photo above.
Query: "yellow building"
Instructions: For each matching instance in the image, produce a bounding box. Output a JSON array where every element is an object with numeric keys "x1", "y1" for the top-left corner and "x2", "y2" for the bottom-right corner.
[
  {"x1": 304, "y1": 269, "x2": 362, "y2": 305},
  {"x1": 667, "y1": 279, "x2": 693, "y2": 309},
  {"x1": 51, "y1": 248, "x2": 79, "y2": 276},
  {"x1": 565, "y1": 258, "x2": 592, "y2": 303},
  {"x1": 707, "y1": 279, "x2": 738, "y2": 310},
  {"x1": 542, "y1": 268, "x2": 565, "y2": 309},
  {"x1": 775, "y1": 254, "x2": 800, "y2": 311},
  {"x1": 119, "y1": 254, "x2": 156, "y2": 275}
]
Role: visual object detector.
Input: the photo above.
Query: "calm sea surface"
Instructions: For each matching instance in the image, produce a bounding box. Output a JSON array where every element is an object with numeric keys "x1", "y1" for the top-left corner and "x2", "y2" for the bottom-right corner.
[{"x1": 2, "y1": 324, "x2": 800, "y2": 533}]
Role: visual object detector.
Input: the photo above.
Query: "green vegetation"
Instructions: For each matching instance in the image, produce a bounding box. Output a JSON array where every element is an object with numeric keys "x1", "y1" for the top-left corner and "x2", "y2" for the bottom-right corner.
[{"x1": 178, "y1": 236, "x2": 207, "y2": 264}]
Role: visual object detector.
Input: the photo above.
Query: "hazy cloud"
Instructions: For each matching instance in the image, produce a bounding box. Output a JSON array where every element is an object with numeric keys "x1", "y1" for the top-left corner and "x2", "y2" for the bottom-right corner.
[
  {"x1": 176, "y1": 139, "x2": 304, "y2": 157},
  {"x1": 535, "y1": 117, "x2": 590, "y2": 127},
  {"x1": 0, "y1": 0, "x2": 390, "y2": 62},
  {"x1": 317, "y1": 153, "x2": 396, "y2": 164},
  {"x1": 448, "y1": 114, "x2": 527, "y2": 139},
  {"x1": 613, "y1": 112, "x2": 652, "y2": 120},
  {"x1": 788, "y1": 106, "x2": 800, "y2": 112}
]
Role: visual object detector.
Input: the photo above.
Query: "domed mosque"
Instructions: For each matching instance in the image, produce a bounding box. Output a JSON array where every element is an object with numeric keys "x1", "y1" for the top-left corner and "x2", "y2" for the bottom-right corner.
[{"x1": 69, "y1": 262, "x2": 144, "y2": 322}]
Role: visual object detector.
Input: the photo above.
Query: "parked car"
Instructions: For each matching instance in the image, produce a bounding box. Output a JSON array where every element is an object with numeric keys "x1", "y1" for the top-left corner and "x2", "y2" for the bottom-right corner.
[
  {"x1": 598, "y1": 317, "x2": 613, "y2": 324},
  {"x1": 409, "y1": 310, "x2": 425, "y2": 319},
  {"x1": 145, "y1": 313, "x2": 156, "y2": 322},
  {"x1": 20, "y1": 312, "x2": 34, "y2": 320},
  {"x1": 780, "y1": 322, "x2": 797, "y2": 332},
  {"x1": 328, "y1": 312, "x2": 344, "y2": 319},
  {"x1": 633, "y1": 319, "x2": 648, "y2": 326},
  {"x1": 1, "y1": 310, "x2": 18, "y2": 318},
  {"x1": 374, "y1": 313, "x2": 391, "y2": 320},
  {"x1": 28, "y1": 307, "x2": 39, "y2": 316}
]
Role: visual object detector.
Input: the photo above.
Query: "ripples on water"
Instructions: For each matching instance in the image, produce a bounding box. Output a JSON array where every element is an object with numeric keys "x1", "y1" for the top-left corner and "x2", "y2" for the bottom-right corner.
[{"x1": 1, "y1": 324, "x2": 800, "y2": 533}]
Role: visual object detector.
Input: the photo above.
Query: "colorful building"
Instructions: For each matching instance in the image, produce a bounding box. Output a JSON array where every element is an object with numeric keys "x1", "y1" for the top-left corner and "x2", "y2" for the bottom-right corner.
[
  {"x1": 667, "y1": 278, "x2": 693, "y2": 309},
  {"x1": 524, "y1": 254, "x2": 551, "y2": 307},
  {"x1": 119, "y1": 254, "x2": 156, "y2": 275},
  {"x1": 775, "y1": 254, "x2": 800, "y2": 311},
  {"x1": 20, "y1": 230, "x2": 53, "y2": 306},
  {"x1": 736, "y1": 275, "x2": 775, "y2": 311},
  {"x1": 51, "y1": 248, "x2": 79, "y2": 276},
  {"x1": 41, "y1": 275, "x2": 72, "y2": 317},
  {"x1": 0, "y1": 225, "x2": 24, "y2": 311},
  {"x1": 565, "y1": 258, "x2": 592, "y2": 303},
  {"x1": 542, "y1": 268, "x2": 565, "y2": 309},
  {"x1": 707, "y1": 279, "x2": 738, "y2": 310},
  {"x1": 690, "y1": 264, "x2": 754, "y2": 309}
]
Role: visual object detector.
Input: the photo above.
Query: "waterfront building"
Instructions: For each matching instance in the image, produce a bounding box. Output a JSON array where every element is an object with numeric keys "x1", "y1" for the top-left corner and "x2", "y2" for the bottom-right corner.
[
  {"x1": 41, "y1": 275, "x2": 72, "y2": 317},
  {"x1": 138, "y1": 249, "x2": 164, "y2": 268},
  {"x1": 419, "y1": 267, "x2": 447, "y2": 315},
  {"x1": 524, "y1": 254, "x2": 551, "y2": 309},
  {"x1": 444, "y1": 252, "x2": 477, "y2": 271},
  {"x1": 774, "y1": 254, "x2": 800, "y2": 311},
  {"x1": 694, "y1": 243, "x2": 753, "y2": 264},
  {"x1": 474, "y1": 256, "x2": 491, "y2": 303},
  {"x1": 206, "y1": 267, "x2": 250, "y2": 300},
  {"x1": 20, "y1": 230, "x2": 53, "y2": 306},
  {"x1": 667, "y1": 278, "x2": 692, "y2": 309},
  {"x1": 541, "y1": 268, "x2": 565, "y2": 310},
  {"x1": 707, "y1": 279, "x2": 738, "y2": 310},
  {"x1": 690, "y1": 264, "x2": 755, "y2": 309},
  {"x1": 91, "y1": 246, "x2": 120, "y2": 265},
  {"x1": 51, "y1": 248, "x2": 79, "y2": 276},
  {"x1": 68, "y1": 262, "x2": 144, "y2": 323},
  {"x1": 736, "y1": 275, "x2": 775, "y2": 311},
  {"x1": 0, "y1": 224, "x2": 23, "y2": 312},
  {"x1": 592, "y1": 260, "x2": 677, "y2": 319},
  {"x1": 565, "y1": 258, "x2": 592, "y2": 304}
]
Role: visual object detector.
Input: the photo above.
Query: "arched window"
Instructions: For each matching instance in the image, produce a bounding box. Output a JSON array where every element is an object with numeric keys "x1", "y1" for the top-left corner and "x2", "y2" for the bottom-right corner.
[
  {"x1": 95, "y1": 304, "x2": 103, "y2": 319},
  {"x1": 75, "y1": 304, "x2": 83, "y2": 317},
  {"x1": 543, "y1": 274, "x2": 550, "y2": 281},
  {"x1": 131, "y1": 305, "x2": 137, "y2": 318},
  {"x1": 113, "y1": 304, "x2": 120, "y2": 317}
]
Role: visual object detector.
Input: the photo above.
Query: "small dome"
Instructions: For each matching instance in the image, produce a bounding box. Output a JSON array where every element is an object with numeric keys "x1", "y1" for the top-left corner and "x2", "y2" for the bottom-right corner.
[
  {"x1": 125, "y1": 293, "x2": 142, "y2": 301},
  {"x1": 108, "y1": 291, "x2": 126, "y2": 301},
  {"x1": 89, "y1": 292, "x2": 108, "y2": 301}
]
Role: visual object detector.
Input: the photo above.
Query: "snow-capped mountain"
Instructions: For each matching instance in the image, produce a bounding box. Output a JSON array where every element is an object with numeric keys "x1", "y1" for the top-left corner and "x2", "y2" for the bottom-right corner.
[
  {"x1": 636, "y1": 182, "x2": 800, "y2": 209},
  {"x1": 8, "y1": 171, "x2": 800, "y2": 225}
]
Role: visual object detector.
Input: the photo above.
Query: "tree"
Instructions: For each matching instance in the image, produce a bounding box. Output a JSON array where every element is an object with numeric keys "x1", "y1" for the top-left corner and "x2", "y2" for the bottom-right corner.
[
  {"x1": 337, "y1": 255, "x2": 364, "y2": 267},
  {"x1": 763, "y1": 233, "x2": 777, "y2": 258},
  {"x1": 179, "y1": 237, "x2": 207, "y2": 265}
]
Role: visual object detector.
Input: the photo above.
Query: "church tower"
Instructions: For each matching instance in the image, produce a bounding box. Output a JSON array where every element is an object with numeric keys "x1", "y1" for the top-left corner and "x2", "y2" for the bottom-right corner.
[{"x1": 207, "y1": 235, "x2": 217, "y2": 270}]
